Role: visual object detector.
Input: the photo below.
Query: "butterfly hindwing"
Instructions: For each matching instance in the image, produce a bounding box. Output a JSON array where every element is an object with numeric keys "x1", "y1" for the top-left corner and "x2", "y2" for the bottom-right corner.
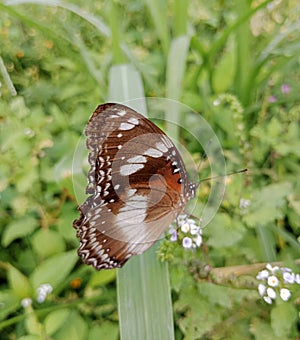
[{"x1": 73, "y1": 103, "x2": 196, "y2": 270}]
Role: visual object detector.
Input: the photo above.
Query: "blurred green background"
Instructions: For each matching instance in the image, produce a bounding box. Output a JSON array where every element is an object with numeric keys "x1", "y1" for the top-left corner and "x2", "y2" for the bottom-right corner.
[{"x1": 0, "y1": 0, "x2": 300, "y2": 339}]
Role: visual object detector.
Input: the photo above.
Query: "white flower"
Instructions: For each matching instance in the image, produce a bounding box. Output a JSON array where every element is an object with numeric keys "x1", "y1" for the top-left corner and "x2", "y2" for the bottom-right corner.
[
  {"x1": 177, "y1": 214, "x2": 187, "y2": 223},
  {"x1": 256, "y1": 269, "x2": 269, "y2": 280},
  {"x1": 280, "y1": 288, "x2": 291, "y2": 302},
  {"x1": 182, "y1": 237, "x2": 193, "y2": 249},
  {"x1": 267, "y1": 275, "x2": 279, "y2": 287},
  {"x1": 37, "y1": 283, "x2": 53, "y2": 303},
  {"x1": 295, "y1": 274, "x2": 300, "y2": 284},
  {"x1": 266, "y1": 263, "x2": 279, "y2": 274},
  {"x1": 187, "y1": 218, "x2": 196, "y2": 224},
  {"x1": 239, "y1": 198, "x2": 251, "y2": 209},
  {"x1": 190, "y1": 224, "x2": 201, "y2": 235},
  {"x1": 258, "y1": 283, "x2": 266, "y2": 296},
  {"x1": 181, "y1": 223, "x2": 190, "y2": 233},
  {"x1": 263, "y1": 296, "x2": 273, "y2": 304},
  {"x1": 21, "y1": 298, "x2": 32, "y2": 308},
  {"x1": 37, "y1": 292, "x2": 47, "y2": 303},
  {"x1": 283, "y1": 272, "x2": 295, "y2": 284},
  {"x1": 267, "y1": 287, "x2": 276, "y2": 299},
  {"x1": 213, "y1": 98, "x2": 221, "y2": 106},
  {"x1": 42, "y1": 283, "x2": 53, "y2": 294},
  {"x1": 194, "y1": 234, "x2": 202, "y2": 247}
]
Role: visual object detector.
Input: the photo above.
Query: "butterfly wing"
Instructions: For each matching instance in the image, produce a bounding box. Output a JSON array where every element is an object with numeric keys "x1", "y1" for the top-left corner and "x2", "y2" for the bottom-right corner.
[{"x1": 73, "y1": 103, "x2": 195, "y2": 270}]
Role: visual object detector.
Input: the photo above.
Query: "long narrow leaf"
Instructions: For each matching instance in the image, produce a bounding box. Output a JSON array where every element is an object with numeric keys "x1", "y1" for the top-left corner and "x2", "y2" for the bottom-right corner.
[
  {"x1": 144, "y1": 0, "x2": 170, "y2": 55},
  {"x1": 109, "y1": 64, "x2": 174, "y2": 340},
  {"x1": 165, "y1": 35, "x2": 190, "y2": 138},
  {"x1": 5, "y1": 0, "x2": 110, "y2": 37},
  {"x1": 173, "y1": 0, "x2": 188, "y2": 36}
]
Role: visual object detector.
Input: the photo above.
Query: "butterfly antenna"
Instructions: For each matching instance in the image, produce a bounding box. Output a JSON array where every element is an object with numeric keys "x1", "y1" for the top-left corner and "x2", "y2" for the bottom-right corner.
[
  {"x1": 196, "y1": 138, "x2": 212, "y2": 172},
  {"x1": 200, "y1": 168, "x2": 248, "y2": 183}
]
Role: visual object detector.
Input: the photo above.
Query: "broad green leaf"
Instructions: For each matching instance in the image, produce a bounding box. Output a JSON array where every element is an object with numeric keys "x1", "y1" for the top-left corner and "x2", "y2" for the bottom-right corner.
[
  {"x1": 32, "y1": 229, "x2": 66, "y2": 258},
  {"x1": 52, "y1": 310, "x2": 88, "y2": 340},
  {"x1": 277, "y1": 142, "x2": 300, "y2": 157},
  {"x1": 199, "y1": 282, "x2": 252, "y2": 308},
  {"x1": 175, "y1": 285, "x2": 222, "y2": 338},
  {"x1": 57, "y1": 202, "x2": 81, "y2": 242},
  {"x1": 30, "y1": 250, "x2": 78, "y2": 290},
  {"x1": 0, "y1": 290, "x2": 20, "y2": 321},
  {"x1": 7, "y1": 265, "x2": 32, "y2": 299},
  {"x1": 207, "y1": 213, "x2": 245, "y2": 248},
  {"x1": 44, "y1": 308, "x2": 71, "y2": 336},
  {"x1": 16, "y1": 168, "x2": 39, "y2": 193},
  {"x1": 250, "y1": 318, "x2": 285, "y2": 340},
  {"x1": 2, "y1": 216, "x2": 38, "y2": 247},
  {"x1": 243, "y1": 182, "x2": 292, "y2": 227},
  {"x1": 88, "y1": 269, "x2": 116, "y2": 288},
  {"x1": 88, "y1": 323, "x2": 119, "y2": 340},
  {"x1": 271, "y1": 303, "x2": 297, "y2": 338}
]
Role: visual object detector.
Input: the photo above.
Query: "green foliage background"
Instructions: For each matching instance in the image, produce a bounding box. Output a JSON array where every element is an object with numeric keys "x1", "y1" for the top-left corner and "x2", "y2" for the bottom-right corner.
[{"x1": 0, "y1": 0, "x2": 300, "y2": 339}]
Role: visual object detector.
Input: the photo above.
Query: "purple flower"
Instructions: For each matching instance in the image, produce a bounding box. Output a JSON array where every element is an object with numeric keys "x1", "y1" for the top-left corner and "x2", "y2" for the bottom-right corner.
[
  {"x1": 182, "y1": 237, "x2": 193, "y2": 249},
  {"x1": 281, "y1": 267, "x2": 292, "y2": 273},
  {"x1": 283, "y1": 272, "x2": 295, "y2": 284},
  {"x1": 169, "y1": 229, "x2": 177, "y2": 242},
  {"x1": 267, "y1": 2, "x2": 275, "y2": 11},
  {"x1": 281, "y1": 84, "x2": 290, "y2": 95},
  {"x1": 268, "y1": 95, "x2": 277, "y2": 103}
]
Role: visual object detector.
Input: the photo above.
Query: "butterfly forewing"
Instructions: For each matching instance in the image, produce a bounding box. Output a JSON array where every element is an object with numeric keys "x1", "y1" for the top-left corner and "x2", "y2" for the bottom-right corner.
[{"x1": 73, "y1": 103, "x2": 196, "y2": 270}]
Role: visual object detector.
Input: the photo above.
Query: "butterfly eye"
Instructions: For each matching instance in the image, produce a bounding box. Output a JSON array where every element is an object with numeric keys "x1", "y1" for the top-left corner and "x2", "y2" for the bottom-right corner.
[{"x1": 73, "y1": 103, "x2": 196, "y2": 270}]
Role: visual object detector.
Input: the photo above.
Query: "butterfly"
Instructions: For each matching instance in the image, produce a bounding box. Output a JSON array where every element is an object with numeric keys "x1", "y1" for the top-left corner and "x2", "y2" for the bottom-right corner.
[{"x1": 73, "y1": 103, "x2": 197, "y2": 270}]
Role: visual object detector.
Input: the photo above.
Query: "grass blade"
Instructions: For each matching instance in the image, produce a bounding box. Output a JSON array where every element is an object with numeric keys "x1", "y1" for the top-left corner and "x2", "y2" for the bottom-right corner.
[
  {"x1": 5, "y1": 0, "x2": 110, "y2": 37},
  {"x1": 109, "y1": 64, "x2": 174, "y2": 340},
  {"x1": 173, "y1": 0, "x2": 188, "y2": 36},
  {"x1": 145, "y1": 0, "x2": 170, "y2": 55},
  {"x1": 165, "y1": 35, "x2": 190, "y2": 138}
]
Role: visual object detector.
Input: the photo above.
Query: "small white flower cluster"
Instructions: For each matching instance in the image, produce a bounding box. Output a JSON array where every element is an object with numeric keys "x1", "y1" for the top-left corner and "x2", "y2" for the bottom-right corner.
[
  {"x1": 21, "y1": 297, "x2": 33, "y2": 308},
  {"x1": 169, "y1": 215, "x2": 203, "y2": 249},
  {"x1": 257, "y1": 263, "x2": 300, "y2": 304},
  {"x1": 239, "y1": 198, "x2": 251, "y2": 209},
  {"x1": 37, "y1": 283, "x2": 53, "y2": 303},
  {"x1": 21, "y1": 283, "x2": 53, "y2": 307}
]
